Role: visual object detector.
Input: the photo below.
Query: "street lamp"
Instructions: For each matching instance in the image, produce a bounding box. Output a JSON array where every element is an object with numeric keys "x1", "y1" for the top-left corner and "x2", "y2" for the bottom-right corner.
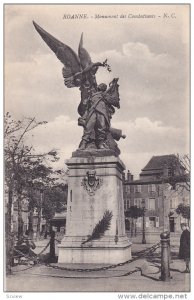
[{"x1": 142, "y1": 199, "x2": 146, "y2": 244}]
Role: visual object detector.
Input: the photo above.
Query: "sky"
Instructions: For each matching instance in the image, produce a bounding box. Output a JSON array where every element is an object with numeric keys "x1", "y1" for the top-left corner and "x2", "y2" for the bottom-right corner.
[{"x1": 4, "y1": 4, "x2": 190, "y2": 178}]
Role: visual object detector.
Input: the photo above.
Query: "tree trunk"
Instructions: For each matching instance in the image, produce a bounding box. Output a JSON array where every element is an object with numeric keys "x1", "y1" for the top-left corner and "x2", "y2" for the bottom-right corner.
[
  {"x1": 17, "y1": 190, "x2": 23, "y2": 240},
  {"x1": 28, "y1": 208, "x2": 34, "y2": 239},
  {"x1": 131, "y1": 218, "x2": 134, "y2": 237},
  {"x1": 36, "y1": 191, "x2": 43, "y2": 239},
  {"x1": 134, "y1": 219, "x2": 137, "y2": 237},
  {"x1": 5, "y1": 187, "x2": 14, "y2": 274},
  {"x1": 6, "y1": 187, "x2": 13, "y2": 235},
  {"x1": 130, "y1": 218, "x2": 132, "y2": 237},
  {"x1": 132, "y1": 218, "x2": 135, "y2": 237},
  {"x1": 36, "y1": 206, "x2": 41, "y2": 240},
  {"x1": 44, "y1": 219, "x2": 49, "y2": 238}
]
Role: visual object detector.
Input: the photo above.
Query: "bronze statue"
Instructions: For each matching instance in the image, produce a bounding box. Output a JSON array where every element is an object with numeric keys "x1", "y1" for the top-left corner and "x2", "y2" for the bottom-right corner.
[{"x1": 33, "y1": 21, "x2": 125, "y2": 156}]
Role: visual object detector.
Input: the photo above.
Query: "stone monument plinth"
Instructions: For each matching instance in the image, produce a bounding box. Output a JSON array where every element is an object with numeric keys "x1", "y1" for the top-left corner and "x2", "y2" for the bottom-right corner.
[
  {"x1": 58, "y1": 153, "x2": 132, "y2": 264},
  {"x1": 34, "y1": 21, "x2": 132, "y2": 265}
]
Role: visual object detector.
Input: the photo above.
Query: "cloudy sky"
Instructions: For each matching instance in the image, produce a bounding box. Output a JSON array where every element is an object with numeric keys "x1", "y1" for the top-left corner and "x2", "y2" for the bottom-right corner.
[{"x1": 4, "y1": 4, "x2": 190, "y2": 178}]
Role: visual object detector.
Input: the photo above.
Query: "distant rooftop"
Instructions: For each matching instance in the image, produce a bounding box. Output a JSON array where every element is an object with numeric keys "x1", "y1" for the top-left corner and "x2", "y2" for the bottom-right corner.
[
  {"x1": 124, "y1": 154, "x2": 187, "y2": 185},
  {"x1": 139, "y1": 154, "x2": 184, "y2": 180},
  {"x1": 141, "y1": 154, "x2": 179, "y2": 171}
]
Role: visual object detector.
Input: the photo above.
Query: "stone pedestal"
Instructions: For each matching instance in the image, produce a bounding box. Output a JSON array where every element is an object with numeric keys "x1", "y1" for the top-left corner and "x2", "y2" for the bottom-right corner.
[{"x1": 58, "y1": 155, "x2": 132, "y2": 264}]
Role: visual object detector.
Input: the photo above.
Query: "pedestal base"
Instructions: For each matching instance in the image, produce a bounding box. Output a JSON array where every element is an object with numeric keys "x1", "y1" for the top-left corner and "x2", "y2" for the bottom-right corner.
[
  {"x1": 58, "y1": 244, "x2": 132, "y2": 264},
  {"x1": 58, "y1": 155, "x2": 131, "y2": 264}
]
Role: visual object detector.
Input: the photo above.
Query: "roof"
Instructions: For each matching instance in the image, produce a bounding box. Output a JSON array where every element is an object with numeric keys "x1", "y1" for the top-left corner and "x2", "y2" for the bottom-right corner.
[
  {"x1": 123, "y1": 154, "x2": 188, "y2": 185},
  {"x1": 137, "y1": 154, "x2": 187, "y2": 183},
  {"x1": 141, "y1": 154, "x2": 178, "y2": 171}
]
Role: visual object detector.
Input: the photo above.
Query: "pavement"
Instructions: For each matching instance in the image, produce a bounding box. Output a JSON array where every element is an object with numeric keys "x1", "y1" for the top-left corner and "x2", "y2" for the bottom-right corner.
[{"x1": 5, "y1": 236, "x2": 190, "y2": 293}]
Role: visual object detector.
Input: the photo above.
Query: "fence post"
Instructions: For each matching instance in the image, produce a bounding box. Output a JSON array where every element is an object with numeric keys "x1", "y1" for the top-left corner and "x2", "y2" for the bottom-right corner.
[
  {"x1": 49, "y1": 231, "x2": 55, "y2": 262},
  {"x1": 160, "y1": 231, "x2": 171, "y2": 281}
]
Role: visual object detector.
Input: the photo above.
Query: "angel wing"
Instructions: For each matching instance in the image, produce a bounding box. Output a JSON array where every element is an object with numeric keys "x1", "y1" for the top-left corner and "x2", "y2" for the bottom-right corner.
[
  {"x1": 33, "y1": 21, "x2": 108, "y2": 91},
  {"x1": 78, "y1": 33, "x2": 92, "y2": 69},
  {"x1": 33, "y1": 21, "x2": 82, "y2": 88}
]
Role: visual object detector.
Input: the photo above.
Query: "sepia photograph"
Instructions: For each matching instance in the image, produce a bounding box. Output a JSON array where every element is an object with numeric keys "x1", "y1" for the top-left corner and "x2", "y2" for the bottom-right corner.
[{"x1": 4, "y1": 3, "x2": 190, "y2": 295}]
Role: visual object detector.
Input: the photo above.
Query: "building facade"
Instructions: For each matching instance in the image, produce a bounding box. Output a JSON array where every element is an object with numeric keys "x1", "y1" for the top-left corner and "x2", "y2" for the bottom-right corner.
[{"x1": 123, "y1": 155, "x2": 189, "y2": 241}]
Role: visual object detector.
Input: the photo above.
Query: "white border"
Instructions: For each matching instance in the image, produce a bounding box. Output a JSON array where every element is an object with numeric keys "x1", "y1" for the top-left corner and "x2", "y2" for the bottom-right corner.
[{"x1": 1, "y1": 1, "x2": 192, "y2": 300}]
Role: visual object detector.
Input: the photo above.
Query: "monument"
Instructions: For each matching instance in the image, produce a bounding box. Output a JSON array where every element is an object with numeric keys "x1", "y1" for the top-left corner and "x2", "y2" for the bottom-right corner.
[{"x1": 33, "y1": 21, "x2": 132, "y2": 264}]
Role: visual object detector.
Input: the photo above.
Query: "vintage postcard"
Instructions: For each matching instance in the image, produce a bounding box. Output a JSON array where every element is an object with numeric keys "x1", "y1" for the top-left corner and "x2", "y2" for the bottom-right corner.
[{"x1": 4, "y1": 3, "x2": 190, "y2": 297}]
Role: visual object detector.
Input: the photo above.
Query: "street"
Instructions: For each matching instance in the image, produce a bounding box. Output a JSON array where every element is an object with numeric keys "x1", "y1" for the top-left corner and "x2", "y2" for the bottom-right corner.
[
  {"x1": 5, "y1": 262, "x2": 190, "y2": 292},
  {"x1": 5, "y1": 237, "x2": 190, "y2": 293}
]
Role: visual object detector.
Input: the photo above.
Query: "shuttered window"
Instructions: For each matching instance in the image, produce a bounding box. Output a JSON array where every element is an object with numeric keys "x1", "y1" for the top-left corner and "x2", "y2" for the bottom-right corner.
[{"x1": 148, "y1": 198, "x2": 155, "y2": 210}]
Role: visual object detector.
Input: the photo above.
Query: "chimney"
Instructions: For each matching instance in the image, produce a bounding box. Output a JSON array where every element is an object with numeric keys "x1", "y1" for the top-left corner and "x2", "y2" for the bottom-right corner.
[{"x1": 127, "y1": 170, "x2": 133, "y2": 182}]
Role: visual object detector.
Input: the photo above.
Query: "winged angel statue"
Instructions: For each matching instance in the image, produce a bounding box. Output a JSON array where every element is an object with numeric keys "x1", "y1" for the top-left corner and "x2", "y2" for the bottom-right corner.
[{"x1": 33, "y1": 21, "x2": 126, "y2": 156}]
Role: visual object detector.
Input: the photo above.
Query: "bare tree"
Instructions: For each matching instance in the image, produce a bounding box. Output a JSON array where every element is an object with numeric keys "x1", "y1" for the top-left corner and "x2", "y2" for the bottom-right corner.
[
  {"x1": 156, "y1": 154, "x2": 190, "y2": 232},
  {"x1": 175, "y1": 154, "x2": 190, "y2": 192},
  {"x1": 164, "y1": 154, "x2": 190, "y2": 192},
  {"x1": 4, "y1": 113, "x2": 58, "y2": 239},
  {"x1": 175, "y1": 203, "x2": 190, "y2": 226}
]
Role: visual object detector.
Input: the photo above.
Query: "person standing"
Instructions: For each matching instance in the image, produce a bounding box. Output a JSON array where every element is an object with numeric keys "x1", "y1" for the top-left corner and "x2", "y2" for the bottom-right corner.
[
  {"x1": 78, "y1": 83, "x2": 111, "y2": 150},
  {"x1": 179, "y1": 223, "x2": 190, "y2": 273}
]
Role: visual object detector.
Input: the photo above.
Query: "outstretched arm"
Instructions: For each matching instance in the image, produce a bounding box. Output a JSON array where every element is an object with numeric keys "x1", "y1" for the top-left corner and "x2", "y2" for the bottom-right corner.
[{"x1": 82, "y1": 59, "x2": 111, "y2": 75}]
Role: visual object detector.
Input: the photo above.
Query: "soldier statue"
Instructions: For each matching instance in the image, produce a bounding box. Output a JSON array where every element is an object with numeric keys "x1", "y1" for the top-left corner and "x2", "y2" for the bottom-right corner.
[{"x1": 33, "y1": 21, "x2": 126, "y2": 156}]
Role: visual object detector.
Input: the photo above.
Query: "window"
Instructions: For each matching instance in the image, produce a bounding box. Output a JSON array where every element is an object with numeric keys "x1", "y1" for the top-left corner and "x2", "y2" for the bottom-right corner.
[
  {"x1": 146, "y1": 216, "x2": 159, "y2": 228},
  {"x1": 170, "y1": 197, "x2": 176, "y2": 209},
  {"x1": 124, "y1": 200, "x2": 130, "y2": 210},
  {"x1": 125, "y1": 185, "x2": 131, "y2": 193},
  {"x1": 124, "y1": 201, "x2": 127, "y2": 210},
  {"x1": 182, "y1": 197, "x2": 189, "y2": 205},
  {"x1": 124, "y1": 185, "x2": 131, "y2": 193},
  {"x1": 149, "y1": 217, "x2": 156, "y2": 228},
  {"x1": 148, "y1": 184, "x2": 156, "y2": 192},
  {"x1": 134, "y1": 198, "x2": 142, "y2": 207},
  {"x1": 134, "y1": 185, "x2": 141, "y2": 193},
  {"x1": 148, "y1": 198, "x2": 155, "y2": 210}
]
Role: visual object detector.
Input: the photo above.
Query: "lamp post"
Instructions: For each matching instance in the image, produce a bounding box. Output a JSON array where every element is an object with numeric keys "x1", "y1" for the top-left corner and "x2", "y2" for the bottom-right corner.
[{"x1": 142, "y1": 199, "x2": 146, "y2": 244}]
